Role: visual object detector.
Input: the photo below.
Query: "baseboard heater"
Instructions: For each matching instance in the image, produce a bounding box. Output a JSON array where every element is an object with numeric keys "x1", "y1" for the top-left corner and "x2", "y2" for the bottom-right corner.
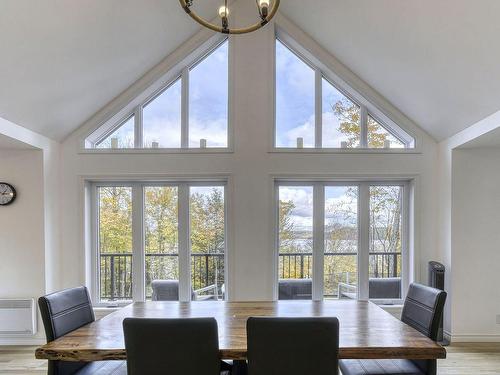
[{"x1": 0, "y1": 299, "x2": 37, "y2": 335}]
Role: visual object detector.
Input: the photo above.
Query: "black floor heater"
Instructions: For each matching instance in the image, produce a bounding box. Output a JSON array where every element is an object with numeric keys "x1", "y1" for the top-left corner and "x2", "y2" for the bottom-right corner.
[{"x1": 428, "y1": 261, "x2": 449, "y2": 346}]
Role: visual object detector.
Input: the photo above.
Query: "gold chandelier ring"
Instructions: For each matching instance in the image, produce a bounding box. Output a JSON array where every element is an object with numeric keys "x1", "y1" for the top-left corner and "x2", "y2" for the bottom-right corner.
[{"x1": 179, "y1": 0, "x2": 280, "y2": 35}]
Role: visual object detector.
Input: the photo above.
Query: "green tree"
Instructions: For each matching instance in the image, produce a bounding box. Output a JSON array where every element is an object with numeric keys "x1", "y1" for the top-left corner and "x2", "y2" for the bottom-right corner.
[
  {"x1": 190, "y1": 188, "x2": 225, "y2": 254},
  {"x1": 98, "y1": 186, "x2": 133, "y2": 299},
  {"x1": 190, "y1": 188, "x2": 225, "y2": 297},
  {"x1": 144, "y1": 187, "x2": 179, "y2": 295},
  {"x1": 278, "y1": 199, "x2": 296, "y2": 252},
  {"x1": 99, "y1": 186, "x2": 132, "y2": 253},
  {"x1": 333, "y1": 98, "x2": 394, "y2": 148}
]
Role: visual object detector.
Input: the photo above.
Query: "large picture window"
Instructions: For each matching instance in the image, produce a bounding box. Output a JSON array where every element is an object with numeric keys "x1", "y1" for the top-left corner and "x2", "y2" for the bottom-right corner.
[
  {"x1": 92, "y1": 181, "x2": 227, "y2": 305},
  {"x1": 276, "y1": 180, "x2": 409, "y2": 303},
  {"x1": 275, "y1": 38, "x2": 415, "y2": 150},
  {"x1": 85, "y1": 39, "x2": 229, "y2": 150}
]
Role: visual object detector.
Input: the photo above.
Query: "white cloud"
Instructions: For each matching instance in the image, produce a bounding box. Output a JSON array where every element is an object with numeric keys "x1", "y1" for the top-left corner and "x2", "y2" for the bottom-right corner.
[
  {"x1": 189, "y1": 117, "x2": 227, "y2": 147},
  {"x1": 279, "y1": 186, "x2": 313, "y2": 230},
  {"x1": 322, "y1": 112, "x2": 351, "y2": 147},
  {"x1": 284, "y1": 114, "x2": 315, "y2": 147}
]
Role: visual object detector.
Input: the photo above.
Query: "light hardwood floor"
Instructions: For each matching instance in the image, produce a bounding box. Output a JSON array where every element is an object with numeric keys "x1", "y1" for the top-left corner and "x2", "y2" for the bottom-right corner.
[{"x1": 1, "y1": 344, "x2": 500, "y2": 374}]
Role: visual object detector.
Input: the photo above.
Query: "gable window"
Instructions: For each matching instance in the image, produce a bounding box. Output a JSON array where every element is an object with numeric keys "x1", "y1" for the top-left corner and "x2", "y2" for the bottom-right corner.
[
  {"x1": 96, "y1": 115, "x2": 135, "y2": 149},
  {"x1": 189, "y1": 41, "x2": 229, "y2": 148},
  {"x1": 275, "y1": 40, "x2": 315, "y2": 148},
  {"x1": 85, "y1": 39, "x2": 229, "y2": 150},
  {"x1": 142, "y1": 79, "x2": 182, "y2": 148},
  {"x1": 275, "y1": 38, "x2": 415, "y2": 150},
  {"x1": 91, "y1": 180, "x2": 227, "y2": 305},
  {"x1": 276, "y1": 180, "x2": 410, "y2": 303}
]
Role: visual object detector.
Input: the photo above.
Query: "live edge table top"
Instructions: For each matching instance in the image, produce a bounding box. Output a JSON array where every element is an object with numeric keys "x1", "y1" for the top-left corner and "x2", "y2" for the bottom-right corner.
[{"x1": 35, "y1": 300, "x2": 446, "y2": 362}]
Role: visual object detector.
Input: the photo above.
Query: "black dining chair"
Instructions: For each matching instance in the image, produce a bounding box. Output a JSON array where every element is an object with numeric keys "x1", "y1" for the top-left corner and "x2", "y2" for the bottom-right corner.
[
  {"x1": 339, "y1": 283, "x2": 447, "y2": 375},
  {"x1": 123, "y1": 317, "x2": 231, "y2": 375},
  {"x1": 38, "y1": 286, "x2": 126, "y2": 375},
  {"x1": 246, "y1": 317, "x2": 339, "y2": 375}
]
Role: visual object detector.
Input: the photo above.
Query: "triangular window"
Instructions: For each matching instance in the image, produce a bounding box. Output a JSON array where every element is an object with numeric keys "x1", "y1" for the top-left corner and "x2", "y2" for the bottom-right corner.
[
  {"x1": 275, "y1": 39, "x2": 315, "y2": 148},
  {"x1": 189, "y1": 40, "x2": 228, "y2": 148},
  {"x1": 142, "y1": 78, "x2": 182, "y2": 148},
  {"x1": 275, "y1": 37, "x2": 415, "y2": 149},
  {"x1": 86, "y1": 39, "x2": 228, "y2": 150},
  {"x1": 367, "y1": 115, "x2": 406, "y2": 149},
  {"x1": 322, "y1": 78, "x2": 360, "y2": 148},
  {"x1": 95, "y1": 115, "x2": 135, "y2": 149}
]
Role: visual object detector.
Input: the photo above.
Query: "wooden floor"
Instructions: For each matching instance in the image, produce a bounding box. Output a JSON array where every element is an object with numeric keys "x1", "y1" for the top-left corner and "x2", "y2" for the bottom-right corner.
[{"x1": 1, "y1": 343, "x2": 500, "y2": 374}]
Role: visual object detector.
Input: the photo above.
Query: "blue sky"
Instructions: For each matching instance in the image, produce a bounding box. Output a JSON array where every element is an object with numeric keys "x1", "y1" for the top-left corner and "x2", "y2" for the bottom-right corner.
[
  {"x1": 279, "y1": 186, "x2": 357, "y2": 232},
  {"x1": 99, "y1": 39, "x2": 403, "y2": 150},
  {"x1": 275, "y1": 40, "x2": 315, "y2": 147},
  {"x1": 143, "y1": 79, "x2": 182, "y2": 148},
  {"x1": 97, "y1": 115, "x2": 135, "y2": 148},
  {"x1": 101, "y1": 41, "x2": 229, "y2": 149},
  {"x1": 276, "y1": 40, "x2": 365, "y2": 148}
]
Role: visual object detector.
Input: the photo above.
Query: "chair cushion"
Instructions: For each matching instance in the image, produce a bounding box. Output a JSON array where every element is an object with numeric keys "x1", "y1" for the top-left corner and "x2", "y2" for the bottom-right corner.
[
  {"x1": 339, "y1": 359, "x2": 425, "y2": 375},
  {"x1": 75, "y1": 360, "x2": 127, "y2": 375}
]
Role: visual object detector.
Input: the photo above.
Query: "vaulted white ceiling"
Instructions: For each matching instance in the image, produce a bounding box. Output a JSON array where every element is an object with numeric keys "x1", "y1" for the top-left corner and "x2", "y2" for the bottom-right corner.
[
  {"x1": 282, "y1": 0, "x2": 500, "y2": 141},
  {"x1": 0, "y1": 0, "x2": 221, "y2": 140},
  {"x1": 1, "y1": 0, "x2": 500, "y2": 141},
  {"x1": 0, "y1": 134, "x2": 36, "y2": 150}
]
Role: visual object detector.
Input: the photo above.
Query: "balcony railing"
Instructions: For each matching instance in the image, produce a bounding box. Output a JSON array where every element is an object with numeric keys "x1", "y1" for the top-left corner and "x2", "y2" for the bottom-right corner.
[
  {"x1": 279, "y1": 251, "x2": 401, "y2": 298},
  {"x1": 100, "y1": 251, "x2": 399, "y2": 301},
  {"x1": 100, "y1": 253, "x2": 224, "y2": 301}
]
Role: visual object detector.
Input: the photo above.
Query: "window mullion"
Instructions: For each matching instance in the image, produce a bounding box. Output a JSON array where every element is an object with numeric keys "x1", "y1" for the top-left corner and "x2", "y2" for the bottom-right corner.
[
  {"x1": 178, "y1": 184, "x2": 191, "y2": 301},
  {"x1": 401, "y1": 183, "x2": 410, "y2": 300},
  {"x1": 358, "y1": 183, "x2": 370, "y2": 300},
  {"x1": 312, "y1": 183, "x2": 325, "y2": 301},
  {"x1": 134, "y1": 106, "x2": 143, "y2": 148},
  {"x1": 181, "y1": 68, "x2": 189, "y2": 149},
  {"x1": 90, "y1": 184, "x2": 99, "y2": 305},
  {"x1": 131, "y1": 183, "x2": 145, "y2": 302},
  {"x1": 315, "y1": 69, "x2": 322, "y2": 148},
  {"x1": 360, "y1": 106, "x2": 368, "y2": 148}
]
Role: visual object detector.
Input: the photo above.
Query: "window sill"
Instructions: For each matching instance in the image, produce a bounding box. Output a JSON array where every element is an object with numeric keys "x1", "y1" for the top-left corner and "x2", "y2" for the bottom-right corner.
[
  {"x1": 79, "y1": 148, "x2": 234, "y2": 155},
  {"x1": 269, "y1": 148, "x2": 421, "y2": 154}
]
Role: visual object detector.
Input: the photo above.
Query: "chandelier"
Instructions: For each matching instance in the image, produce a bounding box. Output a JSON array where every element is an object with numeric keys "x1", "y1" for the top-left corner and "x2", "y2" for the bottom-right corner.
[{"x1": 179, "y1": 0, "x2": 280, "y2": 35}]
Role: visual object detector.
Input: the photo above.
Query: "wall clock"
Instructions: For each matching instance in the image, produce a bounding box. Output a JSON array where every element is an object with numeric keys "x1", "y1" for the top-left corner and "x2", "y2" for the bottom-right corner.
[{"x1": 0, "y1": 182, "x2": 16, "y2": 206}]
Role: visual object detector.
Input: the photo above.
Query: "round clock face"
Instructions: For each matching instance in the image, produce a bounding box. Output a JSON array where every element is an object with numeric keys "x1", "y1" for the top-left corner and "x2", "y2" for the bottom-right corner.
[{"x1": 0, "y1": 183, "x2": 16, "y2": 206}]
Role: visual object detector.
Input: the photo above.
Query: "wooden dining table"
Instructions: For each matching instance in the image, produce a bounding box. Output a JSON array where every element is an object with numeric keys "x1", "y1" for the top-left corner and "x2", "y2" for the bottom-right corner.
[{"x1": 35, "y1": 300, "x2": 446, "y2": 362}]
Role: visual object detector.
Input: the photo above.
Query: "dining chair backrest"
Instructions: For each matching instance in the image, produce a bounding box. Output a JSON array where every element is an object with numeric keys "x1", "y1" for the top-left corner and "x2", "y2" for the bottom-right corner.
[
  {"x1": 151, "y1": 280, "x2": 179, "y2": 301},
  {"x1": 246, "y1": 317, "x2": 339, "y2": 375},
  {"x1": 402, "y1": 283, "x2": 447, "y2": 341},
  {"x1": 151, "y1": 279, "x2": 196, "y2": 301},
  {"x1": 401, "y1": 283, "x2": 447, "y2": 375},
  {"x1": 38, "y1": 286, "x2": 95, "y2": 375},
  {"x1": 278, "y1": 279, "x2": 312, "y2": 300},
  {"x1": 123, "y1": 317, "x2": 221, "y2": 375}
]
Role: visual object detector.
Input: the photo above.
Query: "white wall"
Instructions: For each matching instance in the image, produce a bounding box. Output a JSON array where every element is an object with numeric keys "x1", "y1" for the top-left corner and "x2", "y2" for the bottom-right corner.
[
  {"x1": 449, "y1": 148, "x2": 500, "y2": 340},
  {"x1": 58, "y1": 2, "x2": 440, "y2": 302},
  {"x1": 438, "y1": 110, "x2": 500, "y2": 341},
  {"x1": 0, "y1": 116, "x2": 61, "y2": 293},
  {"x1": 0, "y1": 149, "x2": 46, "y2": 343}
]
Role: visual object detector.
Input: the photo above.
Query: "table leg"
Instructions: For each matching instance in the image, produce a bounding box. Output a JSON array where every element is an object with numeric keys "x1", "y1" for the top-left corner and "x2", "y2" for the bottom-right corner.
[{"x1": 232, "y1": 360, "x2": 248, "y2": 375}]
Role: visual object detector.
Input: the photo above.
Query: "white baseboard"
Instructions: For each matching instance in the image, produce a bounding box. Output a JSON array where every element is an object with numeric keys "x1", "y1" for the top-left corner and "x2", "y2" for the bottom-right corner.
[
  {"x1": 0, "y1": 336, "x2": 46, "y2": 346},
  {"x1": 445, "y1": 331, "x2": 500, "y2": 342}
]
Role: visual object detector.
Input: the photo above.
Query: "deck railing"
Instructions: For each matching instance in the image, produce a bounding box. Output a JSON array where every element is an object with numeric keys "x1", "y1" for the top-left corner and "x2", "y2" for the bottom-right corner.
[
  {"x1": 279, "y1": 251, "x2": 400, "y2": 298},
  {"x1": 278, "y1": 252, "x2": 400, "y2": 278},
  {"x1": 100, "y1": 251, "x2": 399, "y2": 301},
  {"x1": 100, "y1": 253, "x2": 224, "y2": 301}
]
